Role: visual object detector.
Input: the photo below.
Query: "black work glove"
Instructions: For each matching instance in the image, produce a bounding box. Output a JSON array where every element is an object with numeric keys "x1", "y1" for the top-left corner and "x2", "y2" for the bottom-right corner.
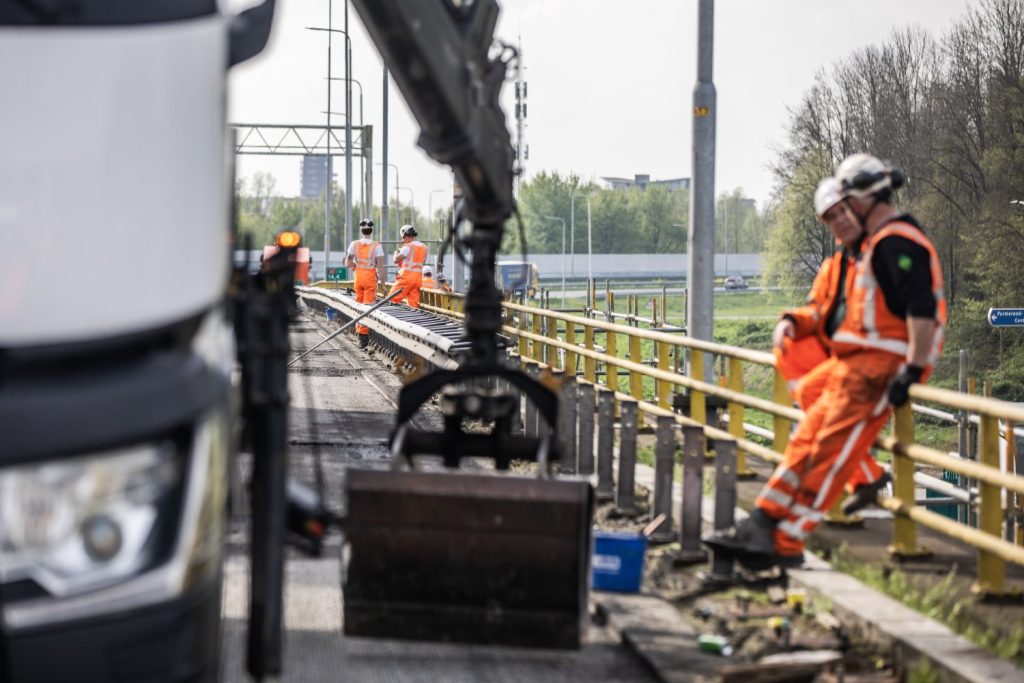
[{"x1": 888, "y1": 364, "x2": 924, "y2": 407}]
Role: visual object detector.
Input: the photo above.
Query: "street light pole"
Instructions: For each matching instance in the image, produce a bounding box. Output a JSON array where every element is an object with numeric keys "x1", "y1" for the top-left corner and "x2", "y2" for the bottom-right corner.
[
  {"x1": 545, "y1": 215, "x2": 567, "y2": 307},
  {"x1": 307, "y1": 23, "x2": 354, "y2": 267},
  {"x1": 570, "y1": 190, "x2": 591, "y2": 279},
  {"x1": 328, "y1": 76, "x2": 364, "y2": 215},
  {"x1": 382, "y1": 67, "x2": 389, "y2": 236},
  {"x1": 344, "y1": 0, "x2": 352, "y2": 250},
  {"x1": 587, "y1": 198, "x2": 593, "y2": 284},
  {"x1": 687, "y1": 0, "x2": 717, "y2": 380},
  {"x1": 429, "y1": 188, "x2": 447, "y2": 243},
  {"x1": 396, "y1": 186, "x2": 414, "y2": 225},
  {"x1": 375, "y1": 162, "x2": 399, "y2": 239}
]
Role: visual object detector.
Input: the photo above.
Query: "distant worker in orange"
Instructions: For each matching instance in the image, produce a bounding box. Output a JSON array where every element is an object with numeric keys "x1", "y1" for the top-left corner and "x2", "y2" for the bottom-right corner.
[
  {"x1": 706, "y1": 154, "x2": 946, "y2": 569},
  {"x1": 772, "y1": 177, "x2": 888, "y2": 515},
  {"x1": 389, "y1": 225, "x2": 428, "y2": 308},
  {"x1": 346, "y1": 219, "x2": 385, "y2": 349},
  {"x1": 420, "y1": 266, "x2": 438, "y2": 290},
  {"x1": 436, "y1": 273, "x2": 453, "y2": 293}
]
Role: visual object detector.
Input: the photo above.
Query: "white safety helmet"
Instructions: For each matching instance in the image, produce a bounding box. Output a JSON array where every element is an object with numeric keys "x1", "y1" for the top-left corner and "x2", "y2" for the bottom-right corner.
[
  {"x1": 813, "y1": 177, "x2": 843, "y2": 217},
  {"x1": 423, "y1": 266, "x2": 433, "y2": 276},
  {"x1": 437, "y1": 273, "x2": 448, "y2": 282},
  {"x1": 835, "y1": 153, "x2": 906, "y2": 199},
  {"x1": 400, "y1": 224, "x2": 417, "y2": 238}
]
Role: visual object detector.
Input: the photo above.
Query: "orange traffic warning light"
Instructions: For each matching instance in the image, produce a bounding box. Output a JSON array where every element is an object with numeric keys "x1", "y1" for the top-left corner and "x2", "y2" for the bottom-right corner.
[{"x1": 276, "y1": 231, "x2": 301, "y2": 248}]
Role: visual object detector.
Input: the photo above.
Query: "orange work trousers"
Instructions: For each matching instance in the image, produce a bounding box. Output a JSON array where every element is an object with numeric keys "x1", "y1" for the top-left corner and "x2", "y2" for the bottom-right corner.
[
  {"x1": 757, "y1": 350, "x2": 903, "y2": 556},
  {"x1": 389, "y1": 271, "x2": 423, "y2": 308},
  {"x1": 774, "y1": 336, "x2": 886, "y2": 491},
  {"x1": 354, "y1": 269, "x2": 378, "y2": 334}
]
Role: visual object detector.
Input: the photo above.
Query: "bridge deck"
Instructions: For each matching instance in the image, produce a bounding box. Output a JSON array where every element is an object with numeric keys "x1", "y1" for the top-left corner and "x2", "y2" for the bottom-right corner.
[{"x1": 219, "y1": 313, "x2": 656, "y2": 682}]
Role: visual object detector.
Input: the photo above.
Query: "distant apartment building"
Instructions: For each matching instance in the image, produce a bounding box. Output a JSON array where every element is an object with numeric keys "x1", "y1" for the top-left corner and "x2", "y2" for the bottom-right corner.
[
  {"x1": 300, "y1": 154, "x2": 335, "y2": 199},
  {"x1": 600, "y1": 174, "x2": 690, "y2": 192}
]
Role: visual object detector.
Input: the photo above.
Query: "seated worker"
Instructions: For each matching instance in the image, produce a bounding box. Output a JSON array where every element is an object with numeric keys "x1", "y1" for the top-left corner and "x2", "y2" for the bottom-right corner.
[
  {"x1": 421, "y1": 266, "x2": 438, "y2": 290},
  {"x1": 773, "y1": 177, "x2": 888, "y2": 515},
  {"x1": 389, "y1": 225, "x2": 428, "y2": 308},
  {"x1": 705, "y1": 153, "x2": 946, "y2": 570}
]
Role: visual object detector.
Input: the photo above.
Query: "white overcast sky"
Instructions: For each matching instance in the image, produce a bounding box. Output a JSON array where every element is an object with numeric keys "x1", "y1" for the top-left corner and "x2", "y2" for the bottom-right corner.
[{"x1": 228, "y1": 0, "x2": 971, "y2": 216}]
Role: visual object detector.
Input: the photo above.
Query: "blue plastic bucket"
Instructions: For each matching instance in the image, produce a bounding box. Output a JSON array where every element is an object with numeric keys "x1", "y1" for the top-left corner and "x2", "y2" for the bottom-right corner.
[
  {"x1": 325, "y1": 308, "x2": 337, "y2": 322},
  {"x1": 592, "y1": 530, "x2": 647, "y2": 593}
]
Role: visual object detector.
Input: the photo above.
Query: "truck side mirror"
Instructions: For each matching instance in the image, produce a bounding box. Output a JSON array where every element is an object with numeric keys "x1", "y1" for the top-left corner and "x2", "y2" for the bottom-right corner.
[{"x1": 229, "y1": 0, "x2": 276, "y2": 66}]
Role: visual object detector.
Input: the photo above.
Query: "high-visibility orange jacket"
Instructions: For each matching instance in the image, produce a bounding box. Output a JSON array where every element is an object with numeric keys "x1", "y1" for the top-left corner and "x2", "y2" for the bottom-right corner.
[
  {"x1": 349, "y1": 239, "x2": 382, "y2": 334},
  {"x1": 351, "y1": 239, "x2": 382, "y2": 272},
  {"x1": 396, "y1": 241, "x2": 428, "y2": 274},
  {"x1": 832, "y1": 221, "x2": 946, "y2": 363},
  {"x1": 421, "y1": 276, "x2": 437, "y2": 289},
  {"x1": 391, "y1": 241, "x2": 429, "y2": 308},
  {"x1": 783, "y1": 249, "x2": 856, "y2": 349}
]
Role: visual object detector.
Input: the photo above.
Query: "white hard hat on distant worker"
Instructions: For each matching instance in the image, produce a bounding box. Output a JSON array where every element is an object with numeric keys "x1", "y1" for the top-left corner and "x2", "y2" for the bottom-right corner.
[
  {"x1": 423, "y1": 266, "x2": 433, "y2": 276},
  {"x1": 813, "y1": 177, "x2": 844, "y2": 218},
  {"x1": 400, "y1": 224, "x2": 417, "y2": 238}
]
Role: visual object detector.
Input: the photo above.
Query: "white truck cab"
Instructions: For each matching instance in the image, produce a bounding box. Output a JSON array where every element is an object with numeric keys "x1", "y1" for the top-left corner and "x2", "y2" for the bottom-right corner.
[{"x1": 0, "y1": 2, "x2": 273, "y2": 680}]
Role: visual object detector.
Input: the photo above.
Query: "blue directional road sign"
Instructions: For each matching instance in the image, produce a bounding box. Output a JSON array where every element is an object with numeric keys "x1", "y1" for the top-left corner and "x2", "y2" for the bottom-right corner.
[{"x1": 988, "y1": 308, "x2": 1024, "y2": 327}]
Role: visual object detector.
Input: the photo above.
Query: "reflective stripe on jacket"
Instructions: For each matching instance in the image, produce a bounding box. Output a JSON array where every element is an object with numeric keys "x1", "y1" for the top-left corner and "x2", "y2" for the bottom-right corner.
[
  {"x1": 831, "y1": 222, "x2": 946, "y2": 362},
  {"x1": 784, "y1": 250, "x2": 855, "y2": 347}
]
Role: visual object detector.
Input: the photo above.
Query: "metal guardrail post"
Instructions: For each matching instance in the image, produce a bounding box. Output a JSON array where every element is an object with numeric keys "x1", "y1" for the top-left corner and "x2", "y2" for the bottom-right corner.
[
  {"x1": 531, "y1": 311, "x2": 542, "y2": 363},
  {"x1": 727, "y1": 356, "x2": 754, "y2": 478},
  {"x1": 676, "y1": 425, "x2": 708, "y2": 565},
  {"x1": 564, "y1": 318, "x2": 577, "y2": 375},
  {"x1": 605, "y1": 330, "x2": 618, "y2": 392},
  {"x1": 596, "y1": 389, "x2": 616, "y2": 500},
  {"x1": 772, "y1": 370, "x2": 792, "y2": 454},
  {"x1": 628, "y1": 333, "x2": 644, "y2": 426},
  {"x1": 656, "y1": 341, "x2": 671, "y2": 410},
  {"x1": 509, "y1": 353, "x2": 524, "y2": 434},
  {"x1": 578, "y1": 383, "x2": 596, "y2": 475},
  {"x1": 1010, "y1": 420, "x2": 1023, "y2": 548},
  {"x1": 524, "y1": 362, "x2": 539, "y2": 437},
  {"x1": 518, "y1": 308, "x2": 529, "y2": 358},
  {"x1": 975, "y1": 393, "x2": 1008, "y2": 597},
  {"x1": 889, "y1": 404, "x2": 930, "y2": 559},
  {"x1": 559, "y1": 374, "x2": 578, "y2": 474},
  {"x1": 710, "y1": 438, "x2": 738, "y2": 578},
  {"x1": 689, "y1": 349, "x2": 706, "y2": 425},
  {"x1": 583, "y1": 324, "x2": 596, "y2": 382},
  {"x1": 650, "y1": 415, "x2": 676, "y2": 543},
  {"x1": 545, "y1": 314, "x2": 558, "y2": 368},
  {"x1": 617, "y1": 400, "x2": 639, "y2": 514}
]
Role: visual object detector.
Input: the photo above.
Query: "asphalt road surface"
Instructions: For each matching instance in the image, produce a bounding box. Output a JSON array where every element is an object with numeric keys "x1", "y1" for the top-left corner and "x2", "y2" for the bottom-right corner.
[{"x1": 220, "y1": 313, "x2": 656, "y2": 682}]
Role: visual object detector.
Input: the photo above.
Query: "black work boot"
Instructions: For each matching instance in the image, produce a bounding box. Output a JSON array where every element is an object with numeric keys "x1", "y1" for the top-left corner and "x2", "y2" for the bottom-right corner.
[
  {"x1": 358, "y1": 333, "x2": 369, "y2": 349},
  {"x1": 702, "y1": 508, "x2": 778, "y2": 557},
  {"x1": 842, "y1": 471, "x2": 891, "y2": 515}
]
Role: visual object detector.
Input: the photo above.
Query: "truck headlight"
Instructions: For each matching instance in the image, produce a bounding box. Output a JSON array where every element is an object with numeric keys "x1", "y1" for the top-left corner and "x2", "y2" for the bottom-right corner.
[{"x1": 0, "y1": 441, "x2": 180, "y2": 598}]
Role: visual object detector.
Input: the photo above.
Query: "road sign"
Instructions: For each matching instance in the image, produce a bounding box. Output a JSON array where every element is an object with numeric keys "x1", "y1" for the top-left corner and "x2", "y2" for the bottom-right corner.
[
  {"x1": 987, "y1": 308, "x2": 1024, "y2": 327},
  {"x1": 326, "y1": 267, "x2": 348, "y2": 282}
]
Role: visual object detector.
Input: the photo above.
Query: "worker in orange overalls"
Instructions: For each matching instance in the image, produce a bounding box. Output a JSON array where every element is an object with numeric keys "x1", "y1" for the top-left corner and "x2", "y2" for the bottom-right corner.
[
  {"x1": 706, "y1": 154, "x2": 946, "y2": 569},
  {"x1": 420, "y1": 266, "x2": 438, "y2": 291},
  {"x1": 389, "y1": 224, "x2": 428, "y2": 308},
  {"x1": 345, "y1": 219, "x2": 385, "y2": 349},
  {"x1": 772, "y1": 177, "x2": 888, "y2": 516}
]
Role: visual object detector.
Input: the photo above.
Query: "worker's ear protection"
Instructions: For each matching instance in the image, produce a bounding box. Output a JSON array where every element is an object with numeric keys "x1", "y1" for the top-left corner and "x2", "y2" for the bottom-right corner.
[
  {"x1": 842, "y1": 163, "x2": 906, "y2": 194},
  {"x1": 889, "y1": 167, "x2": 907, "y2": 190}
]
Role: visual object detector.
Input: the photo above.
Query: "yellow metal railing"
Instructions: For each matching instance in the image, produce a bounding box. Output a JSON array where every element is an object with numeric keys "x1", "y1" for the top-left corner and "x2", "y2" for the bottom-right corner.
[{"x1": 413, "y1": 287, "x2": 1024, "y2": 598}]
